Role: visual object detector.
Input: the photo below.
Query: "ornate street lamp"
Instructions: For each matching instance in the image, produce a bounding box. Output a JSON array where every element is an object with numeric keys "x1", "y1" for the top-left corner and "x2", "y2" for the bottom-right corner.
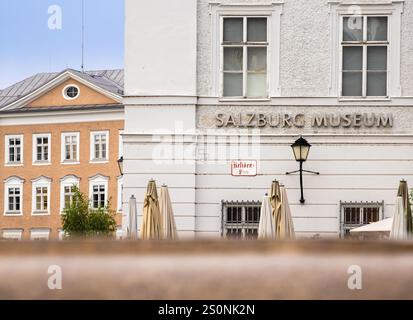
[
  {"x1": 117, "y1": 156, "x2": 124, "y2": 176},
  {"x1": 286, "y1": 137, "x2": 319, "y2": 204}
]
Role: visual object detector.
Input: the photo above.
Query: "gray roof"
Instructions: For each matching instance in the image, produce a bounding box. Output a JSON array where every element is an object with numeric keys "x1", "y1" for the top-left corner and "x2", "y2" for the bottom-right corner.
[
  {"x1": 0, "y1": 104, "x2": 124, "y2": 115},
  {"x1": 0, "y1": 69, "x2": 124, "y2": 109}
]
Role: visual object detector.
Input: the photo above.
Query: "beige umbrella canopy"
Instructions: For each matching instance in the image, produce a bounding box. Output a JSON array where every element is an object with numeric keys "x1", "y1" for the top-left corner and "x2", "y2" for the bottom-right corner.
[
  {"x1": 278, "y1": 186, "x2": 295, "y2": 240},
  {"x1": 159, "y1": 185, "x2": 178, "y2": 240},
  {"x1": 391, "y1": 180, "x2": 412, "y2": 240},
  {"x1": 270, "y1": 180, "x2": 295, "y2": 240},
  {"x1": 258, "y1": 195, "x2": 275, "y2": 239},
  {"x1": 398, "y1": 180, "x2": 412, "y2": 234},
  {"x1": 140, "y1": 180, "x2": 162, "y2": 240},
  {"x1": 128, "y1": 195, "x2": 138, "y2": 239},
  {"x1": 270, "y1": 180, "x2": 282, "y2": 235}
]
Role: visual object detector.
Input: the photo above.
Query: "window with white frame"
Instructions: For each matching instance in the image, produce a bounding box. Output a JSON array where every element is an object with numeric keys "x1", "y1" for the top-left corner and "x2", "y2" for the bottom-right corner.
[
  {"x1": 210, "y1": 3, "x2": 282, "y2": 98},
  {"x1": 222, "y1": 201, "x2": 261, "y2": 239},
  {"x1": 91, "y1": 131, "x2": 109, "y2": 162},
  {"x1": 31, "y1": 176, "x2": 51, "y2": 215},
  {"x1": 340, "y1": 201, "x2": 384, "y2": 237},
  {"x1": 222, "y1": 17, "x2": 268, "y2": 98},
  {"x1": 89, "y1": 175, "x2": 109, "y2": 209},
  {"x1": 30, "y1": 228, "x2": 50, "y2": 241},
  {"x1": 2, "y1": 229, "x2": 23, "y2": 240},
  {"x1": 341, "y1": 15, "x2": 388, "y2": 97},
  {"x1": 4, "y1": 176, "x2": 24, "y2": 215},
  {"x1": 33, "y1": 134, "x2": 51, "y2": 163},
  {"x1": 5, "y1": 135, "x2": 23, "y2": 165},
  {"x1": 61, "y1": 132, "x2": 79, "y2": 163},
  {"x1": 60, "y1": 175, "x2": 80, "y2": 213}
]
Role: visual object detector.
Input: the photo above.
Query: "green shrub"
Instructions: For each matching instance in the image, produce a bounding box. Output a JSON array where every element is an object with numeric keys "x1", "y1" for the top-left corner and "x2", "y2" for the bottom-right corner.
[{"x1": 61, "y1": 186, "x2": 117, "y2": 239}]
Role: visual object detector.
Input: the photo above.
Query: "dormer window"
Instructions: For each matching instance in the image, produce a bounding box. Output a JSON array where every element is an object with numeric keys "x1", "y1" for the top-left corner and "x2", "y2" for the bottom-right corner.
[{"x1": 62, "y1": 84, "x2": 80, "y2": 100}]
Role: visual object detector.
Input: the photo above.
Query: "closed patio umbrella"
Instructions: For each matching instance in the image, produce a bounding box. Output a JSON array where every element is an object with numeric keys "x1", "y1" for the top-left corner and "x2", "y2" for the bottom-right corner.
[
  {"x1": 258, "y1": 195, "x2": 275, "y2": 239},
  {"x1": 159, "y1": 185, "x2": 178, "y2": 240},
  {"x1": 351, "y1": 217, "x2": 392, "y2": 240},
  {"x1": 128, "y1": 195, "x2": 138, "y2": 239},
  {"x1": 278, "y1": 186, "x2": 295, "y2": 240},
  {"x1": 391, "y1": 196, "x2": 407, "y2": 240},
  {"x1": 270, "y1": 180, "x2": 282, "y2": 237},
  {"x1": 140, "y1": 180, "x2": 162, "y2": 240},
  {"x1": 390, "y1": 180, "x2": 412, "y2": 240}
]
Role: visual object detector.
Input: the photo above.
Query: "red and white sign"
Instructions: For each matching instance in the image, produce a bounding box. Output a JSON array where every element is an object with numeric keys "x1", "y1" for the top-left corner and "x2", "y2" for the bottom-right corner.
[{"x1": 231, "y1": 160, "x2": 257, "y2": 177}]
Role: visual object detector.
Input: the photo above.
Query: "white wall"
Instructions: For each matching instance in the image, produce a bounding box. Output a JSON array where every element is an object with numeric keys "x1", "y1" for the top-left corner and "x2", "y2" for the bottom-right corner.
[
  {"x1": 125, "y1": 0, "x2": 197, "y2": 97},
  {"x1": 197, "y1": 0, "x2": 413, "y2": 97},
  {"x1": 123, "y1": 0, "x2": 413, "y2": 239},
  {"x1": 121, "y1": 133, "x2": 412, "y2": 238}
]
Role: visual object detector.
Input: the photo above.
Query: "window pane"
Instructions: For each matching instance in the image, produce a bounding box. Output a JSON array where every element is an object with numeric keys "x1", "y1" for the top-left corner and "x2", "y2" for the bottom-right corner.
[
  {"x1": 343, "y1": 17, "x2": 363, "y2": 41},
  {"x1": 343, "y1": 46, "x2": 362, "y2": 70},
  {"x1": 223, "y1": 18, "x2": 243, "y2": 42},
  {"x1": 223, "y1": 73, "x2": 243, "y2": 97},
  {"x1": 9, "y1": 148, "x2": 14, "y2": 162},
  {"x1": 367, "y1": 17, "x2": 387, "y2": 41},
  {"x1": 247, "y1": 73, "x2": 267, "y2": 97},
  {"x1": 342, "y1": 72, "x2": 362, "y2": 96},
  {"x1": 367, "y1": 46, "x2": 387, "y2": 70},
  {"x1": 247, "y1": 18, "x2": 267, "y2": 42},
  {"x1": 247, "y1": 47, "x2": 267, "y2": 72},
  {"x1": 224, "y1": 47, "x2": 243, "y2": 71},
  {"x1": 367, "y1": 72, "x2": 387, "y2": 96}
]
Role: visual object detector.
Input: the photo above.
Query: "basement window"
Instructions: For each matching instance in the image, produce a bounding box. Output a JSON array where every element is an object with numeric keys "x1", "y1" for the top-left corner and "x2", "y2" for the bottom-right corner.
[
  {"x1": 340, "y1": 201, "x2": 384, "y2": 237},
  {"x1": 222, "y1": 201, "x2": 261, "y2": 239}
]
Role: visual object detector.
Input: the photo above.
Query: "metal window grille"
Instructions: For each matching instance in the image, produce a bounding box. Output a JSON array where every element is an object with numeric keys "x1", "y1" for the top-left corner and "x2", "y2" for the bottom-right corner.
[
  {"x1": 340, "y1": 201, "x2": 384, "y2": 237},
  {"x1": 222, "y1": 201, "x2": 261, "y2": 239}
]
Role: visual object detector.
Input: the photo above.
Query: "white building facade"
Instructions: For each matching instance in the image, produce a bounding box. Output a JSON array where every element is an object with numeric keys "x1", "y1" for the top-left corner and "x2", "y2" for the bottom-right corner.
[{"x1": 123, "y1": 0, "x2": 413, "y2": 239}]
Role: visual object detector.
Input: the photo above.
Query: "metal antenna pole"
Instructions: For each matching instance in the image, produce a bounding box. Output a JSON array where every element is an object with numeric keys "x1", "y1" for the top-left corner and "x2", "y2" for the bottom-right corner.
[{"x1": 81, "y1": 0, "x2": 85, "y2": 72}]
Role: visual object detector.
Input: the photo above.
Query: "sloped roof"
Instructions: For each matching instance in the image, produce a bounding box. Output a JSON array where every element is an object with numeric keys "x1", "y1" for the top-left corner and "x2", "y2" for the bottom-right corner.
[{"x1": 0, "y1": 68, "x2": 124, "y2": 109}]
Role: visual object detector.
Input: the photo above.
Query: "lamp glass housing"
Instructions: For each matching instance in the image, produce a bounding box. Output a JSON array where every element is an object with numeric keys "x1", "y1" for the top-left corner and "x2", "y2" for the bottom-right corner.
[{"x1": 291, "y1": 137, "x2": 311, "y2": 162}]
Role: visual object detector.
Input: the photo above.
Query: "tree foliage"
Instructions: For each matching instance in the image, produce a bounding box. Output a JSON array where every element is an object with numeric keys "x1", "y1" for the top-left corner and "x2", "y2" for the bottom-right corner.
[{"x1": 61, "y1": 186, "x2": 117, "y2": 239}]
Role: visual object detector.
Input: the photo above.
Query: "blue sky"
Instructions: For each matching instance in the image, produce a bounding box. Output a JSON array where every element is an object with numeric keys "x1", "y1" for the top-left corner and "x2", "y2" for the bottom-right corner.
[{"x1": 0, "y1": 0, "x2": 124, "y2": 89}]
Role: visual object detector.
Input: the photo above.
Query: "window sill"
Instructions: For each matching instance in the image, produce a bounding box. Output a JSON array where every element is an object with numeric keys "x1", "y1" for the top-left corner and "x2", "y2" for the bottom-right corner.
[
  {"x1": 61, "y1": 161, "x2": 80, "y2": 165},
  {"x1": 3, "y1": 212, "x2": 23, "y2": 216},
  {"x1": 90, "y1": 159, "x2": 109, "y2": 164},
  {"x1": 5, "y1": 163, "x2": 23, "y2": 167},
  {"x1": 31, "y1": 211, "x2": 50, "y2": 216},
  {"x1": 32, "y1": 161, "x2": 51, "y2": 166},
  {"x1": 338, "y1": 97, "x2": 391, "y2": 102},
  {"x1": 218, "y1": 97, "x2": 271, "y2": 103}
]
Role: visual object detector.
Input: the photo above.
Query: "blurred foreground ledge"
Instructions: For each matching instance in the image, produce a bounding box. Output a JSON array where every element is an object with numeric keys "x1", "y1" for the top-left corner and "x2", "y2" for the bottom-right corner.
[{"x1": 1, "y1": 240, "x2": 413, "y2": 300}]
